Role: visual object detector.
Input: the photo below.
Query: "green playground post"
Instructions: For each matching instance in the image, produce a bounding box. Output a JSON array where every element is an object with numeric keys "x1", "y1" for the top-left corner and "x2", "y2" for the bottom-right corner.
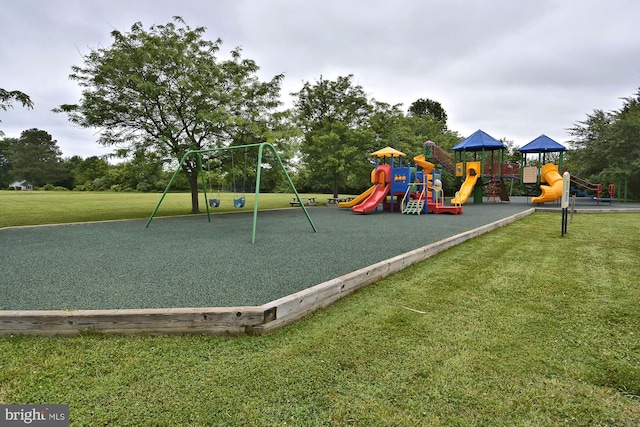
[
  {"x1": 262, "y1": 143, "x2": 317, "y2": 240},
  {"x1": 197, "y1": 153, "x2": 212, "y2": 223}
]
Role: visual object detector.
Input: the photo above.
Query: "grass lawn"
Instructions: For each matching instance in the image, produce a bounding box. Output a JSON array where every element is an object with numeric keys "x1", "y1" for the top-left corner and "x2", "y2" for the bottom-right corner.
[
  {"x1": 0, "y1": 190, "x2": 332, "y2": 228},
  {"x1": 0, "y1": 193, "x2": 638, "y2": 425}
]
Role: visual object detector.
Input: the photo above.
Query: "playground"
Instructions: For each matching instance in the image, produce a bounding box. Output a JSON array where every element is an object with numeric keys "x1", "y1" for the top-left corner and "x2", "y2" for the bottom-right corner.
[
  {"x1": 3, "y1": 194, "x2": 639, "y2": 335},
  {"x1": 332, "y1": 131, "x2": 624, "y2": 221},
  {"x1": 2, "y1": 136, "x2": 637, "y2": 335}
]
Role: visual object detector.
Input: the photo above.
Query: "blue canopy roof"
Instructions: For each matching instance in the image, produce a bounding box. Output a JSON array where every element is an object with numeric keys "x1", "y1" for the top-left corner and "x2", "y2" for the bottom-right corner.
[
  {"x1": 452, "y1": 129, "x2": 506, "y2": 152},
  {"x1": 518, "y1": 134, "x2": 566, "y2": 153}
]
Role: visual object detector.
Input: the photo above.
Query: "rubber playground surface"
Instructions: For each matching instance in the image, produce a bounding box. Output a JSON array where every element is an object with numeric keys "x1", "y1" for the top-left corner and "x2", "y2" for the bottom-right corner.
[{"x1": 1, "y1": 197, "x2": 636, "y2": 311}]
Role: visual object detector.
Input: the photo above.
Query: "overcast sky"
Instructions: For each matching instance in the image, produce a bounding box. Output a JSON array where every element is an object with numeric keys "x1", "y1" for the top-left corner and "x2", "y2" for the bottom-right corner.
[{"x1": 1, "y1": 0, "x2": 639, "y2": 158}]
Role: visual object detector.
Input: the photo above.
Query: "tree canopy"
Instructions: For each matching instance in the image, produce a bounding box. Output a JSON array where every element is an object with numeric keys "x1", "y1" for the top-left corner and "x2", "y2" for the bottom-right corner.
[
  {"x1": 9, "y1": 129, "x2": 67, "y2": 187},
  {"x1": 0, "y1": 88, "x2": 34, "y2": 137},
  {"x1": 291, "y1": 75, "x2": 376, "y2": 197},
  {"x1": 568, "y1": 87, "x2": 640, "y2": 198},
  {"x1": 55, "y1": 17, "x2": 283, "y2": 212},
  {"x1": 407, "y1": 98, "x2": 448, "y2": 124}
]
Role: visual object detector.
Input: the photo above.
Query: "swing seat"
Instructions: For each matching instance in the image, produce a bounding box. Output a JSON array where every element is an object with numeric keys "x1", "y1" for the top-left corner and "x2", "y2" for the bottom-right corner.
[
  {"x1": 209, "y1": 198, "x2": 220, "y2": 208},
  {"x1": 234, "y1": 197, "x2": 246, "y2": 208}
]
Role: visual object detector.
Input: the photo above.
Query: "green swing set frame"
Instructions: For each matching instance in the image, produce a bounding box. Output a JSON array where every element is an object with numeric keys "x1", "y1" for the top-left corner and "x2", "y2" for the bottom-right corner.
[{"x1": 145, "y1": 142, "x2": 317, "y2": 243}]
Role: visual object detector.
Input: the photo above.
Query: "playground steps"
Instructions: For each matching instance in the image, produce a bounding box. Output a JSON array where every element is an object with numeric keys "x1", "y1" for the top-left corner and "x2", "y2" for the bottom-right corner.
[
  {"x1": 432, "y1": 145, "x2": 456, "y2": 175},
  {"x1": 403, "y1": 200, "x2": 424, "y2": 215}
]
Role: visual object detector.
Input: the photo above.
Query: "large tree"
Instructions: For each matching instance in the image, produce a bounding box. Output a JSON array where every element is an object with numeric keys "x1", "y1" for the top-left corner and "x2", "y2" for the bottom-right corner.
[
  {"x1": 291, "y1": 75, "x2": 375, "y2": 197},
  {"x1": 55, "y1": 17, "x2": 283, "y2": 212},
  {"x1": 368, "y1": 100, "x2": 461, "y2": 194},
  {"x1": 10, "y1": 129, "x2": 68, "y2": 186},
  {"x1": 407, "y1": 98, "x2": 448, "y2": 125}
]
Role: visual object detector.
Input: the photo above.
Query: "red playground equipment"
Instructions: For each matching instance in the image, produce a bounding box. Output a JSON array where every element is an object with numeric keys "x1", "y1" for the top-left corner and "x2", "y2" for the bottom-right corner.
[{"x1": 340, "y1": 146, "x2": 462, "y2": 215}]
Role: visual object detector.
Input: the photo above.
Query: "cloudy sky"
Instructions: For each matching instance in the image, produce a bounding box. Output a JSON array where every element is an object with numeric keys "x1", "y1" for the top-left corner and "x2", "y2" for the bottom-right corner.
[{"x1": 1, "y1": 0, "x2": 639, "y2": 158}]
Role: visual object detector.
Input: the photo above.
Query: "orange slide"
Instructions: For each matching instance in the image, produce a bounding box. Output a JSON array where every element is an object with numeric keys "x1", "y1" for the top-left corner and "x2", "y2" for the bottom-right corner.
[
  {"x1": 351, "y1": 164, "x2": 391, "y2": 214},
  {"x1": 532, "y1": 163, "x2": 563, "y2": 203},
  {"x1": 338, "y1": 185, "x2": 375, "y2": 208}
]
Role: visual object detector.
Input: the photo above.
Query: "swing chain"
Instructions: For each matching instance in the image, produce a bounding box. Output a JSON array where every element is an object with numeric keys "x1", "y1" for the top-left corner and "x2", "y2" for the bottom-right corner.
[{"x1": 208, "y1": 156, "x2": 220, "y2": 208}]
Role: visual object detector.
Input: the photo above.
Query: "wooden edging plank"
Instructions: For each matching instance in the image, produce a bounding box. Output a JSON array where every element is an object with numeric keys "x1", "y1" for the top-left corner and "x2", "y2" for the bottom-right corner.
[{"x1": 0, "y1": 307, "x2": 264, "y2": 336}]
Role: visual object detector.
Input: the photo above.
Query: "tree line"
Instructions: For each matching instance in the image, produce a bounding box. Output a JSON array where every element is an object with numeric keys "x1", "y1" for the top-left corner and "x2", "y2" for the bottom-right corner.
[{"x1": 1, "y1": 17, "x2": 638, "y2": 208}]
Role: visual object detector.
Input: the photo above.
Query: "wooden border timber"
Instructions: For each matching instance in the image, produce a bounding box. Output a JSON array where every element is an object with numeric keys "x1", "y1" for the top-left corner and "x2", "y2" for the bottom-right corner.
[
  {"x1": 0, "y1": 208, "x2": 536, "y2": 337},
  {"x1": 0, "y1": 307, "x2": 266, "y2": 337}
]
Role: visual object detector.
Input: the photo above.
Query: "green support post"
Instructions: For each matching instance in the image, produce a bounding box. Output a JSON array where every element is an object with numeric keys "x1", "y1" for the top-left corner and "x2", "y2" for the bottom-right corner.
[{"x1": 197, "y1": 153, "x2": 212, "y2": 223}]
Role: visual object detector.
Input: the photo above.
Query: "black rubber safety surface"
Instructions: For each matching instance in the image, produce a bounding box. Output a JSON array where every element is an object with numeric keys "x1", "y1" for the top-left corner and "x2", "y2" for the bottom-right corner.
[{"x1": 2, "y1": 197, "x2": 619, "y2": 311}]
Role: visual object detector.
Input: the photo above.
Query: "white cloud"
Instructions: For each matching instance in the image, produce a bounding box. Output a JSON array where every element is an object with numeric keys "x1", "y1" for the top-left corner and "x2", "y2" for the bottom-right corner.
[{"x1": 1, "y1": 0, "x2": 638, "y2": 157}]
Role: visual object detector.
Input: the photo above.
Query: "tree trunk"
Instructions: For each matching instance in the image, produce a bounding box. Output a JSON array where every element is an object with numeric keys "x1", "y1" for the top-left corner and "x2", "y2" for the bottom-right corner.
[
  {"x1": 332, "y1": 172, "x2": 339, "y2": 199},
  {"x1": 187, "y1": 170, "x2": 200, "y2": 214}
]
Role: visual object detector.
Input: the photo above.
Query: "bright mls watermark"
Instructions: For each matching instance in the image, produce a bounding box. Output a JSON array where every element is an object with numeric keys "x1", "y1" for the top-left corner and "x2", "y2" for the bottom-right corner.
[{"x1": 1, "y1": 405, "x2": 68, "y2": 426}]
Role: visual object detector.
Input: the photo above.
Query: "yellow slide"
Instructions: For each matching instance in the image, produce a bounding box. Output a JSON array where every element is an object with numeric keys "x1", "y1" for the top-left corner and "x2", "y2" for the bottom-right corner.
[
  {"x1": 413, "y1": 154, "x2": 435, "y2": 173},
  {"x1": 451, "y1": 174, "x2": 479, "y2": 205},
  {"x1": 532, "y1": 163, "x2": 563, "y2": 204},
  {"x1": 338, "y1": 185, "x2": 375, "y2": 208}
]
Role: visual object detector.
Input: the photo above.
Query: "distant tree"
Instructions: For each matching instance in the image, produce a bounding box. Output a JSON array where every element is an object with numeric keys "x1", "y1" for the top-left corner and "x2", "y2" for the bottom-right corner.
[
  {"x1": 568, "y1": 87, "x2": 640, "y2": 198},
  {"x1": 366, "y1": 102, "x2": 461, "y2": 194},
  {"x1": 256, "y1": 110, "x2": 304, "y2": 192},
  {"x1": 407, "y1": 98, "x2": 448, "y2": 125},
  {"x1": 66, "y1": 155, "x2": 111, "y2": 189},
  {"x1": 609, "y1": 90, "x2": 640, "y2": 174},
  {"x1": 0, "y1": 88, "x2": 34, "y2": 136},
  {"x1": 0, "y1": 137, "x2": 17, "y2": 188},
  {"x1": 500, "y1": 138, "x2": 523, "y2": 164},
  {"x1": 55, "y1": 17, "x2": 283, "y2": 212},
  {"x1": 113, "y1": 150, "x2": 166, "y2": 192},
  {"x1": 291, "y1": 75, "x2": 375, "y2": 197},
  {"x1": 10, "y1": 129, "x2": 69, "y2": 186},
  {"x1": 567, "y1": 109, "x2": 614, "y2": 177}
]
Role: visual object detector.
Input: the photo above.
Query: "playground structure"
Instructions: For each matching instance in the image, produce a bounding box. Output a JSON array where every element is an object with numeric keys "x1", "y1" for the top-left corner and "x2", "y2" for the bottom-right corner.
[
  {"x1": 433, "y1": 131, "x2": 517, "y2": 205},
  {"x1": 338, "y1": 131, "x2": 623, "y2": 213},
  {"x1": 519, "y1": 134, "x2": 618, "y2": 205},
  {"x1": 450, "y1": 161, "x2": 482, "y2": 205},
  {"x1": 146, "y1": 142, "x2": 317, "y2": 242},
  {"x1": 423, "y1": 131, "x2": 620, "y2": 206},
  {"x1": 518, "y1": 135, "x2": 567, "y2": 204},
  {"x1": 427, "y1": 138, "x2": 519, "y2": 204},
  {"x1": 339, "y1": 146, "x2": 462, "y2": 215}
]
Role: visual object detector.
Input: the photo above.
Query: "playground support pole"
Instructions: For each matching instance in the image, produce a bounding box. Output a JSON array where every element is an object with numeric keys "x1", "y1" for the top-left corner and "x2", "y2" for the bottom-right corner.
[
  {"x1": 145, "y1": 151, "x2": 191, "y2": 228},
  {"x1": 561, "y1": 171, "x2": 570, "y2": 237},
  {"x1": 263, "y1": 143, "x2": 317, "y2": 240},
  {"x1": 197, "y1": 153, "x2": 212, "y2": 223}
]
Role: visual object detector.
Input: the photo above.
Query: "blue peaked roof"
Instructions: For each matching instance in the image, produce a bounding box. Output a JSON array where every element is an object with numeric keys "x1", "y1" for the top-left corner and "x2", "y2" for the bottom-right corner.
[
  {"x1": 452, "y1": 129, "x2": 506, "y2": 152},
  {"x1": 518, "y1": 134, "x2": 566, "y2": 153}
]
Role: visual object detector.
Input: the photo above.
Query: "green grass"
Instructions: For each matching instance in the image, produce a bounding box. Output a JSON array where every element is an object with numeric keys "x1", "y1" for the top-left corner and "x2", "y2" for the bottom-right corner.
[
  {"x1": 0, "y1": 191, "x2": 332, "y2": 228},
  {"x1": 1, "y1": 207, "x2": 639, "y2": 425}
]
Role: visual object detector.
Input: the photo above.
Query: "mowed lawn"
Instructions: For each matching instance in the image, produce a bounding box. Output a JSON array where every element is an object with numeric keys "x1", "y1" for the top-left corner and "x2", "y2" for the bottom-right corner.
[
  {"x1": 0, "y1": 191, "x2": 330, "y2": 228},
  {"x1": 0, "y1": 192, "x2": 639, "y2": 425}
]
